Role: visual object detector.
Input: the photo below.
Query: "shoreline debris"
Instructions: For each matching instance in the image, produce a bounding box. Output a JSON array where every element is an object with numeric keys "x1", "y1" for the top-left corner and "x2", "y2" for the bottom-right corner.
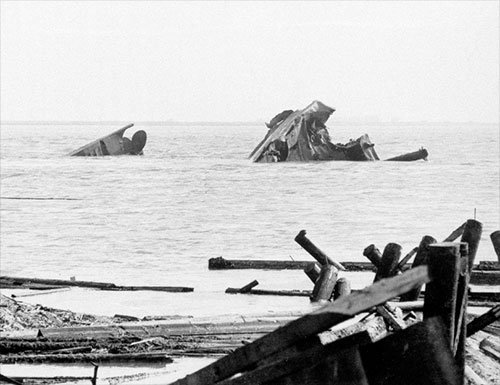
[
  {"x1": 170, "y1": 226, "x2": 499, "y2": 385},
  {"x1": 0, "y1": 276, "x2": 194, "y2": 293},
  {"x1": 68, "y1": 123, "x2": 147, "y2": 156},
  {"x1": 249, "y1": 100, "x2": 428, "y2": 163}
]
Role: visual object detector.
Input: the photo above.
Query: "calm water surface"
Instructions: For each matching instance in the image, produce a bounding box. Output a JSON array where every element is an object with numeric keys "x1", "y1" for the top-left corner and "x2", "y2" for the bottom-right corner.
[{"x1": 0, "y1": 122, "x2": 499, "y2": 380}]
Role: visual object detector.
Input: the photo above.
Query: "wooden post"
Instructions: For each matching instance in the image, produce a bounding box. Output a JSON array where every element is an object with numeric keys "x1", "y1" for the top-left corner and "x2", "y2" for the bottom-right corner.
[
  {"x1": 423, "y1": 242, "x2": 461, "y2": 350},
  {"x1": 363, "y1": 244, "x2": 382, "y2": 268},
  {"x1": 373, "y1": 243, "x2": 402, "y2": 282},
  {"x1": 294, "y1": 230, "x2": 346, "y2": 270},
  {"x1": 460, "y1": 219, "x2": 482, "y2": 271},
  {"x1": 311, "y1": 265, "x2": 338, "y2": 302},
  {"x1": 333, "y1": 277, "x2": 351, "y2": 300},
  {"x1": 304, "y1": 262, "x2": 321, "y2": 283},
  {"x1": 400, "y1": 235, "x2": 437, "y2": 302},
  {"x1": 490, "y1": 230, "x2": 500, "y2": 261},
  {"x1": 91, "y1": 362, "x2": 99, "y2": 385}
]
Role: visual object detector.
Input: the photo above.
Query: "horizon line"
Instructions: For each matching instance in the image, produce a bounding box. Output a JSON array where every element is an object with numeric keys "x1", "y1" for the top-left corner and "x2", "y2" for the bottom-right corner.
[{"x1": 1, "y1": 120, "x2": 498, "y2": 126}]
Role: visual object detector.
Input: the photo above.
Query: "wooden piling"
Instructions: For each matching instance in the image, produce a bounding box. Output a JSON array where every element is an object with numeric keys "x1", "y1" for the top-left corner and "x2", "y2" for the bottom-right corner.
[
  {"x1": 400, "y1": 235, "x2": 437, "y2": 302},
  {"x1": 303, "y1": 263, "x2": 321, "y2": 283},
  {"x1": 311, "y1": 265, "x2": 338, "y2": 302},
  {"x1": 460, "y1": 219, "x2": 483, "y2": 271},
  {"x1": 363, "y1": 244, "x2": 382, "y2": 268},
  {"x1": 333, "y1": 277, "x2": 351, "y2": 300},
  {"x1": 294, "y1": 230, "x2": 346, "y2": 270},
  {"x1": 490, "y1": 230, "x2": 500, "y2": 261},
  {"x1": 423, "y1": 242, "x2": 461, "y2": 350},
  {"x1": 373, "y1": 243, "x2": 402, "y2": 282}
]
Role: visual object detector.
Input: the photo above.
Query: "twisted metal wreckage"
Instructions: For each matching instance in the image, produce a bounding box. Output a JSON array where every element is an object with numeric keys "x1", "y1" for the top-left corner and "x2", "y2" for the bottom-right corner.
[
  {"x1": 68, "y1": 123, "x2": 147, "y2": 157},
  {"x1": 249, "y1": 101, "x2": 428, "y2": 163}
]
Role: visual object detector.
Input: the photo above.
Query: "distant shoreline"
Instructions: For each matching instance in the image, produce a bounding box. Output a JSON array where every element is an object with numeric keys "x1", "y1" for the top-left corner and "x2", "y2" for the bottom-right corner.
[{"x1": 1, "y1": 121, "x2": 498, "y2": 127}]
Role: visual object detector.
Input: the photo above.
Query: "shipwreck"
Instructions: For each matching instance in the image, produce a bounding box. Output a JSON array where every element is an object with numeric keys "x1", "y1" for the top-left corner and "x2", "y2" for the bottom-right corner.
[
  {"x1": 249, "y1": 101, "x2": 428, "y2": 162},
  {"x1": 68, "y1": 123, "x2": 147, "y2": 157}
]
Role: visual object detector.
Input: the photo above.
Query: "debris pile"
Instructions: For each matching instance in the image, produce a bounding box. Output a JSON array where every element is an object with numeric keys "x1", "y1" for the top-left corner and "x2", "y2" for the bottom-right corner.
[{"x1": 249, "y1": 100, "x2": 428, "y2": 162}]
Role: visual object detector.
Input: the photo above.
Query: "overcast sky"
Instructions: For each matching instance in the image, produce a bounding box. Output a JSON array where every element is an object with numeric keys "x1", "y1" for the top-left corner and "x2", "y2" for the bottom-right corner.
[{"x1": 1, "y1": 1, "x2": 498, "y2": 123}]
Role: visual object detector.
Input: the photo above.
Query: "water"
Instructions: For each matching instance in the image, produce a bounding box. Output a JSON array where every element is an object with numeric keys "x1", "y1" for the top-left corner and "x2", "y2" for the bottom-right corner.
[{"x1": 0, "y1": 122, "x2": 499, "y2": 380}]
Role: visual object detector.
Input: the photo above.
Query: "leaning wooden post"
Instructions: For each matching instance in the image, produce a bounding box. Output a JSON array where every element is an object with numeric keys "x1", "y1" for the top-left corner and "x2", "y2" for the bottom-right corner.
[
  {"x1": 295, "y1": 230, "x2": 345, "y2": 270},
  {"x1": 363, "y1": 244, "x2": 382, "y2": 268},
  {"x1": 490, "y1": 230, "x2": 500, "y2": 262},
  {"x1": 311, "y1": 265, "x2": 338, "y2": 302},
  {"x1": 400, "y1": 235, "x2": 437, "y2": 302},
  {"x1": 442, "y1": 222, "x2": 466, "y2": 242},
  {"x1": 373, "y1": 243, "x2": 402, "y2": 282},
  {"x1": 333, "y1": 277, "x2": 351, "y2": 300},
  {"x1": 304, "y1": 263, "x2": 321, "y2": 284},
  {"x1": 423, "y1": 242, "x2": 461, "y2": 351}
]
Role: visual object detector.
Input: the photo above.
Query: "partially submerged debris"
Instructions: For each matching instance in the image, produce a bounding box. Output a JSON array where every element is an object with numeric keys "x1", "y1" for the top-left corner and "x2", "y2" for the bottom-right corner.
[
  {"x1": 0, "y1": 275, "x2": 194, "y2": 293},
  {"x1": 68, "y1": 123, "x2": 147, "y2": 156},
  {"x1": 249, "y1": 100, "x2": 428, "y2": 162}
]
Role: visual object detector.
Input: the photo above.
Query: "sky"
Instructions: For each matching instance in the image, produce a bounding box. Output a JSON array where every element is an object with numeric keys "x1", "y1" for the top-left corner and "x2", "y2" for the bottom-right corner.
[{"x1": 0, "y1": 1, "x2": 499, "y2": 123}]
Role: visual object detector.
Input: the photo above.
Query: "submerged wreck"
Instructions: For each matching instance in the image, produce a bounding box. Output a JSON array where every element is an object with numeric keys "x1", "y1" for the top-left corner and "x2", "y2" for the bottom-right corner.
[
  {"x1": 68, "y1": 123, "x2": 147, "y2": 156},
  {"x1": 249, "y1": 101, "x2": 428, "y2": 162}
]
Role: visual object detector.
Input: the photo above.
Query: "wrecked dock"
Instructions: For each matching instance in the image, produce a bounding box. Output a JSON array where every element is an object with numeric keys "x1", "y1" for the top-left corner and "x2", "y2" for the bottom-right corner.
[
  {"x1": 249, "y1": 100, "x2": 428, "y2": 162},
  {"x1": 1, "y1": 220, "x2": 499, "y2": 384}
]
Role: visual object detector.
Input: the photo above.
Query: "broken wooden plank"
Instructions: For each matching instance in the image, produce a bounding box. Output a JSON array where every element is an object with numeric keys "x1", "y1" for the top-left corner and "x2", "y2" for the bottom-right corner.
[
  {"x1": 168, "y1": 266, "x2": 430, "y2": 385},
  {"x1": 38, "y1": 313, "x2": 302, "y2": 340},
  {"x1": 467, "y1": 305, "x2": 500, "y2": 337},
  {"x1": 216, "y1": 333, "x2": 372, "y2": 385}
]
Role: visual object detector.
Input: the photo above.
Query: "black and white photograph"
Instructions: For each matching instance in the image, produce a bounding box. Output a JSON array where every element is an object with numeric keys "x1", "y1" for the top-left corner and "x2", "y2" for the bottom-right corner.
[{"x1": 0, "y1": 1, "x2": 499, "y2": 384}]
